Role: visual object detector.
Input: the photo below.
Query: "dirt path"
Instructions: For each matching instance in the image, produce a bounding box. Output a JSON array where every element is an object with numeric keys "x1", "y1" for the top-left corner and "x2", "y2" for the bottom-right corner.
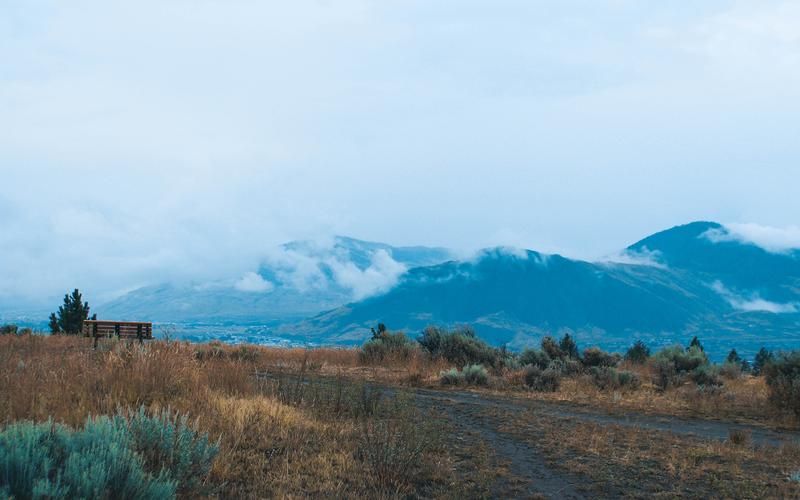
[
  {"x1": 408, "y1": 387, "x2": 800, "y2": 499},
  {"x1": 413, "y1": 388, "x2": 800, "y2": 447},
  {"x1": 417, "y1": 390, "x2": 587, "y2": 499}
]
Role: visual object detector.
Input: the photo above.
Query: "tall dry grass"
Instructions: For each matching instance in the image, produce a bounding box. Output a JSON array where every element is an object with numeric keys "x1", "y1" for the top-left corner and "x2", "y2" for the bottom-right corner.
[{"x1": 0, "y1": 334, "x2": 455, "y2": 498}]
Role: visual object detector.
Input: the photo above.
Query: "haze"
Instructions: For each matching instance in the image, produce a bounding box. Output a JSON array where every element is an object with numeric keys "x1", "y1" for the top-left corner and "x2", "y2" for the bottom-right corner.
[{"x1": 2, "y1": 0, "x2": 799, "y2": 306}]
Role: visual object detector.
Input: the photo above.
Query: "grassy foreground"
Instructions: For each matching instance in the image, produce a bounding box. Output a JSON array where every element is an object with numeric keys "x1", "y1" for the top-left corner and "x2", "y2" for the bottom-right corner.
[
  {"x1": 0, "y1": 334, "x2": 462, "y2": 498},
  {"x1": 3, "y1": 332, "x2": 800, "y2": 498}
]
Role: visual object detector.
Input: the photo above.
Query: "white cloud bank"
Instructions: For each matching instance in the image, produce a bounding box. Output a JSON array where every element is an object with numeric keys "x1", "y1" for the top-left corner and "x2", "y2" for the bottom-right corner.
[
  {"x1": 600, "y1": 247, "x2": 666, "y2": 268},
  {"x1": 711, "y1": 281, "x2": 799, "y2": 314},
  {"x1": 703, "y1": 223, "x2": 800, "y2": 254},
  {"x1": 327, "y1": 249, "x2": 407, "y2": 300},
  {"x1": 234, "y1": 272, "x2": 274, "y2": 293}
]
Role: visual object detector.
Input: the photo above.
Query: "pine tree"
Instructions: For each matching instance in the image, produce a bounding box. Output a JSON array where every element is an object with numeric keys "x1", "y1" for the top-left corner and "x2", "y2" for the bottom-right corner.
[
  {"x1": 558, "y1": 333, "x2": 579, "y2": 359},
  {"x1": 688, "y1": 336, "x2": 704, "y2": 352},
  {"x1": 753, "y1": 347, "x2": 774, "y2": 376},
  {"x1": 48, "y1": 313, "x2": 60, "y2": 334},
  {"x1": 51, "y1": 289, "x2": 91, "y2": 335}
]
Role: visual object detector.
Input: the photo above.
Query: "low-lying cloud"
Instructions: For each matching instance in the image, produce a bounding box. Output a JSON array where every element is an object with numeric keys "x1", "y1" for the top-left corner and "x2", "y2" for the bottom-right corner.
[
  {"x1": 600, "y1": 247, "x2": 667, "y2": 268},
  {"x1": 711, "y1": 281, "x2": 799, "y2": 314},
  {"x1": 234, "y1": 272, "x2": 274, "y2": 293},
  {"x1": 703, "y1": 223, "x2": 800, "y2": 254}
]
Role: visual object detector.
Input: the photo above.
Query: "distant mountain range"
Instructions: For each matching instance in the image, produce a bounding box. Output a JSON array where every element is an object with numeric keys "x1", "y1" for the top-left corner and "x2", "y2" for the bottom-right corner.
[
  {"x1": 278, "y1": 222, "x2": 800, "y2": 357},
  {"x1": 95, "y1": 222, "x2": 800, "y2": 358},
  {"x1": 99, "y1": 236, "x2": 454, "y2": 323}
]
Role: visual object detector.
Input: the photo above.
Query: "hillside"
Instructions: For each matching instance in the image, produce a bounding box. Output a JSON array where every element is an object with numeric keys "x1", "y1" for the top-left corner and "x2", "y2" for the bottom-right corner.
[
  {"x1": 281, "y1": 223, "x2": 800, "y2": 356},
  {"x1": 99, "y1": 236, "x2": 453, "y2": 323}
]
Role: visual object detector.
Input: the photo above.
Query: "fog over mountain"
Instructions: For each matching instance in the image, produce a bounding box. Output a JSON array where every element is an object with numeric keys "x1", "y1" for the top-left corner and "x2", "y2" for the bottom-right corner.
[{"x1": 278, "y1": 222, "x2": 800, "y2": 359}]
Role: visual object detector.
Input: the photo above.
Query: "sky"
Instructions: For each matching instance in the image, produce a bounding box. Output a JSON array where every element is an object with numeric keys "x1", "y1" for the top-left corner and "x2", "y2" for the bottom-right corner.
[{"x1": 1, "y1": 0, "x2": 799, "y2": 307}]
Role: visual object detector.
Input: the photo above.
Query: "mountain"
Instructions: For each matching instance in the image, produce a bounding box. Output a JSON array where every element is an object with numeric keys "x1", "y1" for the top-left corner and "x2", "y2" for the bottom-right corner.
[
  {"x1": 281, "y1": 223, "x2": 800, "y2": 357},
  {"x1": 626, "y1": 221, "x2": 800, "y2": 303},
  {"x1": 99, "y1": 236, "x2": 454, "y2": 323}
]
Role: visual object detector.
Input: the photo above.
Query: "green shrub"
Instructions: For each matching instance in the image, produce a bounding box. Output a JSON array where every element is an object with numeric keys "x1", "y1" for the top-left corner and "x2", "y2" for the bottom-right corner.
[
  {"x1": 0, "y1": 324, "x2": 18, "y2": 335},
  {"x1": 624, "y1": 340, "x2": 650, "y2": 364},
  {"x1": 419, "y1": 326, "x2": 501, "y2": 368},
  {"x1": 523, "y1": 364, "x2": 561, "y2": 392},
  {"x1": 690, "y1": 365, "x2": 723, "y2": 388},
  {"x1": 0, "y1": 408, "x2": 218, "y2": 499},
  {"x1": 540, "y1": 336, "x2": 564, "y2": 360},
  {"x1": 461, "y1": 364, "x2": 489, "y2": 386},
  {"x1": 719, "y1": 361, "x2": 743, "y2": 380},
  {"x1": 590, "y1": 367, "x2": 641, "y2": 391},
  {"x1": 764, "y1": 351, "x2": 800, "y2": 418},
  {"x1": 582, "y1": 347, "x2": 620, "y2": 368},
  {"x1": 438, "y1": 364, "x2": 489, "y2": 386},
  {"x1": 652, "y1": 359, "x2": 681, "y2": 392},
  {"x1": 360, "y1": 330, "x2": 416, "y2": 364},
  {"x1": 558, "y1": 334, "x2": 580, "y2": 359},
  {"x1": 439, "y1": 368, "x2": 461, "y2": 386},
  {"x1": 519, "y1": 348, "x2": 551, "y2": 370},
  {"x1": 617, "y1": 370, "x2": 641, "y2": 390},
  {"x1": 654, "y1": 345, "x2": 707, "y2": 373}
]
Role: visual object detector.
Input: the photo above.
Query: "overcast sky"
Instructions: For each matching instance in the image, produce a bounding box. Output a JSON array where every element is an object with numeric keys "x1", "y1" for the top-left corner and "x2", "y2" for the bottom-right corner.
[{"x1": 2, "y1": 0, "x2": 799, "y2": 306}]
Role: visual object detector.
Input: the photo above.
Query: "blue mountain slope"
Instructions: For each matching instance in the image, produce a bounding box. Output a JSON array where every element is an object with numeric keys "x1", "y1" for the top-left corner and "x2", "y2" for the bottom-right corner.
[
  {"x1": 282, "y1": 223, "x2": 800, "y2": 353},
  {"x1": 627, "y1": 221, "x2": 800, "y2": 302}
]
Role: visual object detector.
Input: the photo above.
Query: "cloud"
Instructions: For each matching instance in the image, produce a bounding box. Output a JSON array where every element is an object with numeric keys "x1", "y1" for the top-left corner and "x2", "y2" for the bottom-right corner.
[
  {"x1": 600, "y1": 246, "x2": 666, "y2": 268},
  {"x1": 711, "y1": 281, "x2": 799, "y2": 313},
  {"x1": 234, "y1": 272, "x2": 274, "y2": 293},
  {"x1": 702, "y1": 223, "x2": 800, "y2": 254},
  {"x1": 3, "y1": 0, "x2": 800, "y2": 308},
  {"x1": 326, "y1": 249, "x2": 407, "y2": 300}
]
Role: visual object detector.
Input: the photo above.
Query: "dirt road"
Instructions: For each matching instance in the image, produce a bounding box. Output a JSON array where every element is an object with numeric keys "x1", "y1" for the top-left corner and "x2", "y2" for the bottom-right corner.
[{"x1": 410, "y1": 387, "x2": 800, "y2": 498}]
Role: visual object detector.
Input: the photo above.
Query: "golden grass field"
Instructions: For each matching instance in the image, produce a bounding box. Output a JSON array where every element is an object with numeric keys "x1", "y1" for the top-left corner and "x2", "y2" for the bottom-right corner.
[{"x1": 2, "y1": 334, "x2": 800, "y2": 498}]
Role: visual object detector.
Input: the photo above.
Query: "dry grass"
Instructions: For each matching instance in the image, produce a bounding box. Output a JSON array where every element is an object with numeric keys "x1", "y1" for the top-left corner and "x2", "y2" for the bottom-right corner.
[{"x1": 0, "y1": 334, "x2": 461, "y2": 498}]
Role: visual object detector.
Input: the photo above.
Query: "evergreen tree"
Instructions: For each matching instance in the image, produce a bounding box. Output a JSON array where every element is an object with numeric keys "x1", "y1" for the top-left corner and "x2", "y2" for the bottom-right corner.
[
  {"x1": 753, "y1": 347, "x2": 774, "y2": 376},
  {"x1": 625, "y1": 340, "x2": 650, "y2": 364},
  {"x1": 558, "y1": 333, "x2": 579, "y2": 359},
  {"x1": 688, "y1": 336, "x2": 704, "y2": 352},
  {"x1": 51, "y1": 289, "x2": 91, "y2": 335},
  {"x1": 49, "y1": 313, "x2": 60, "y2": 334},
  {"x1": 726, "y1": 348, "x2": 750, "y2": 371}
]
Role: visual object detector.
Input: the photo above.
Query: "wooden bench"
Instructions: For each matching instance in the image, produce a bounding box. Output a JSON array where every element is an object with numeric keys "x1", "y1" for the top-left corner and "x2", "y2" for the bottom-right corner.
[{"x1": 82, "y1": 320, "x2": 153, "y2": 347}]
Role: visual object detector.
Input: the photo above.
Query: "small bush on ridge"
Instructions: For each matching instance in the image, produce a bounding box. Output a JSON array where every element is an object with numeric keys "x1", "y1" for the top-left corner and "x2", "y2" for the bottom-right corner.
[
  {"x1": 523, "y1": 364, "x2": 561, "y2": 392},
  {"x1": 764, "y1": 351, "x2": 800, "y2": 418},
  {"x1": 582, "y1": 347, "x2": 620, "y2": 368},
  {"x1": 438, "y1": 364, "x2": 489, "y2": 386}
]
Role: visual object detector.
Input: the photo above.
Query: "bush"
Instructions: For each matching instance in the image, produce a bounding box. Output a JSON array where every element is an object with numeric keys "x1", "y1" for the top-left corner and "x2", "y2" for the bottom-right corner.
[
  {"x1": 360, "y1": 330, "x2": 416, "y2": 364},
  {"x1": 590, "y1": 367, "x2": 641, "y2": 391},
  {"x1": 652, "y1": 359, "x2": 681, "y2": 392},
  {"x1": 419, "y1": 326, "x2": 501, "y2": 368},
  {"x1": 540, "y1": 336, "x2": 564, "y2": 360},
  {"x1": 654, "y1": 345, "x2": 707, "y2": 373},
  {"x1": 764, "y1": 351, "x2": 800, "y2": 418},
  {"x1": 0, "y1": 408, "x2": 218, "y2": 499},
  {"x1": 558, "y1": 334, "x2": 580, "y2": 359},
  {"x1": 719, "y1": 362, "x2": 743, "y2": 380},
  {"x1": 438, "y1": 364, "x2": 489, "y2": 386},
  {"x1": 519, "y1": 348, "x2": 551, "y2": 370},
  {"x1": 753, "y1": 347, "x2": 775, "y2": 376},
  {"x1": 690, "y1": 365, "x2": 723, "y2": 388},
  {"x1": 582, "y1": 347, "x2": 620, "y2": 368},
  {"x1": 624, "y1": 340, "x2": 650, "y2": 364},
  {"x1": 523, "y1": 364, "x2": 561, "y2": 392},
  {"x1": 461, "y1": 364, "x2": 490, "y2": 386},
  {"x1": 0, "y1": 324, "x2": 18, "y2": 335},
  {"x1": 439, "y1": 368, "x2": 461, "y2": 386}
]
